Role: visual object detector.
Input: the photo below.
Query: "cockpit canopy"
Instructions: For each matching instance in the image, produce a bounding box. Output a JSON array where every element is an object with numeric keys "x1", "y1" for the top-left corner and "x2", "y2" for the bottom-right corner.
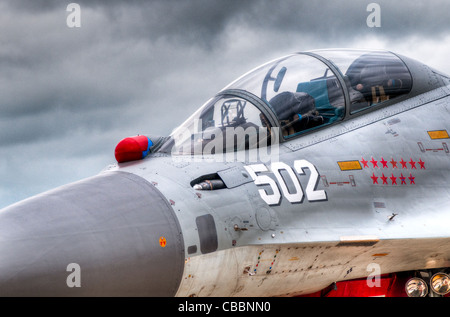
[
  {"x1": 159, "y1": 49, "x2": 443, "y2": 156},
  {"x1": 225, "y1": 50, "x2": 412, "y2": 133}
]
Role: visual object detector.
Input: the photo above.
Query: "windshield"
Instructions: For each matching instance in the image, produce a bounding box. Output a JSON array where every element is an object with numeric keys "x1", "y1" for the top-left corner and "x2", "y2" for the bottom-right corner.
[{"x1": 158, "y1": 94, "x2": 273, "y2": 157}]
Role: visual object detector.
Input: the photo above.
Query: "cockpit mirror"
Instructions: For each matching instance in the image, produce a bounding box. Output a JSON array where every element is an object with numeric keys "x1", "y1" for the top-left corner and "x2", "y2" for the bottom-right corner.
[{"x1": 273, "y1": 67, "x2": 287, "y2": 92}]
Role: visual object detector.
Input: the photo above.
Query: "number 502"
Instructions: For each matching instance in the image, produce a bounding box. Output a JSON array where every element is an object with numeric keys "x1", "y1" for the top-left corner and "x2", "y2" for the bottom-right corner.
[{"x1": 244, "y1": 160, "x2": 327, "y2": 206}]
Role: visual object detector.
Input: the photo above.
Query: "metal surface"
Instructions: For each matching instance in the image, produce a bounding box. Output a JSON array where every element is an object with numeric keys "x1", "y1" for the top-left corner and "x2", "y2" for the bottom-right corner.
[{"x1": 0, "y1": 172, "x2": 184, "y2": 296}]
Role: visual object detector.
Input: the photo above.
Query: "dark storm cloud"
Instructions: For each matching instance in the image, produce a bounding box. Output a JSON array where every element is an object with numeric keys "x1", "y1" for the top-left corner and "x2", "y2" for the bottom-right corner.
[
  {"x1": 7, "y1": 0, "x2": 254, "y2": 47},
  {"x1": 95, "y1": 0, "x2": 450, "y2": 41},
  {"x1": 7, "y1": 0, "x2": 450, "y2": 42}
]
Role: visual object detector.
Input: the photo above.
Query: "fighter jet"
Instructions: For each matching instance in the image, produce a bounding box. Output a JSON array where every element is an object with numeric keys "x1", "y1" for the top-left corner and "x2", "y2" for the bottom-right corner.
[{"x1": 1, "y1": 49, "x2": 449, "y2": 297}]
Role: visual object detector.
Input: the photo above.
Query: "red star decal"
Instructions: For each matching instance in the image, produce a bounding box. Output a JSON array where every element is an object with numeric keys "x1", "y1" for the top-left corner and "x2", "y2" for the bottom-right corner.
[
  {"x1": 409, "y1": 158, "x2": 416, "y2": 169},
  {"x1": 418, "y1": 159, "x2": 425, "y2": 169},
  {"x1": 408, "y1": 173, "x2": 415, "y2": 184},
  {"x1": 381, "y1": 173, "x2": 388, "y2": 184},
  {"x1": 399, "y1": 173, "x2": 406, "y2": 185},
  {"x1": 361, "y1": 157, "x2": 369, "y2": 168},
  {"x1": 399, "y1": 158, "x2": 407, "y2": 169},
  {"x1": 390, "y1": 158, "x2": 397, "y2": 168},
  {"x1": 380, "y1": 157, "x2": 388, "y2": 168},
  {"x1": 370, "y1": 157, "x2": 378, "y2": 168},
  {"x1": 371, "y1": 173, "x2": 379, "y2": 184},
  {"x1": 390, "y1": 174, "x2": 397, "y2": 185}
]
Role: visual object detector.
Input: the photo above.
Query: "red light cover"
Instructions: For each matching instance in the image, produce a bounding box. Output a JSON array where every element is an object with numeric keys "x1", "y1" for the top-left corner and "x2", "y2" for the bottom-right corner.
[{"x1": 115, "y1": 135, "x2": 150, "y2": 163}]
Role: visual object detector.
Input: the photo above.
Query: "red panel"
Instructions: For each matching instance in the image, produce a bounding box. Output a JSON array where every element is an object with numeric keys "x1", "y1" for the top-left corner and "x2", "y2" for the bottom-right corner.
[{"x1": 300, "y1": 274, "x2": 410, "y2": 297}]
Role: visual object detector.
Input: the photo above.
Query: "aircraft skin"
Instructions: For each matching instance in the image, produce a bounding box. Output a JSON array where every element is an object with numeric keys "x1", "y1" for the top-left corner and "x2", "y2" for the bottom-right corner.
[{"x1": 0, "y1": 49, "x2": 449, "y2": 297}]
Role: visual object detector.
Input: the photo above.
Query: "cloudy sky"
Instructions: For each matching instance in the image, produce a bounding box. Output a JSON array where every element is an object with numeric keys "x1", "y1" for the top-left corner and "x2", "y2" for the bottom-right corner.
[{"x1": 1, "y1": 0, "x2": 450, "y2": 208}]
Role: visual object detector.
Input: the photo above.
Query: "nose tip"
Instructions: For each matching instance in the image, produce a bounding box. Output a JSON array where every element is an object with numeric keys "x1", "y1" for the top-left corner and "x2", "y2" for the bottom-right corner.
[{"x1": 0, "y1": 172, "x2": 184, "y2": 296}]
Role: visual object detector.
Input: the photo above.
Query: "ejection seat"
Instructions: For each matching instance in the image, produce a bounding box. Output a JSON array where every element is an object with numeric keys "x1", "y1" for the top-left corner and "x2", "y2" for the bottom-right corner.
[
  {"x1": 269, "y1": 91, "x2": 324, "y2": 136},
  {"x1": 296, "y1": 78, "x2": 344, "y2": 125}
]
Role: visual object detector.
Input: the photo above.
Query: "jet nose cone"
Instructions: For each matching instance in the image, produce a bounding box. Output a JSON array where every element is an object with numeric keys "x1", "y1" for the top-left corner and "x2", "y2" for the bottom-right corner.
[{"x1": 0, "y1": 172, "x2": 184, "y2": 296}]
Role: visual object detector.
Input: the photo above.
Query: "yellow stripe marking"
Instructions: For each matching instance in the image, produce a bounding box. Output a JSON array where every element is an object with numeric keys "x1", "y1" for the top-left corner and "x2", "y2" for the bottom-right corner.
[
  {"x1": 427, "y1": 130, "x2": 449, "y2": 139},
  {"x1": 337, "y1": 160, "x2": 362, "y2": 171}
]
